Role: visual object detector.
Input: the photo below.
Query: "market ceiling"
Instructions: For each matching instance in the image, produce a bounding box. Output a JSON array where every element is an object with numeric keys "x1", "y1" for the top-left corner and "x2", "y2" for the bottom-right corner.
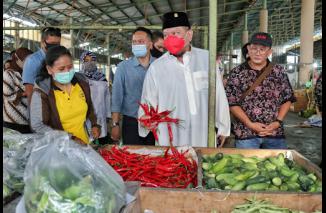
[{"x1": 3, "y1": 0, "x2": 322, "y2": 55}]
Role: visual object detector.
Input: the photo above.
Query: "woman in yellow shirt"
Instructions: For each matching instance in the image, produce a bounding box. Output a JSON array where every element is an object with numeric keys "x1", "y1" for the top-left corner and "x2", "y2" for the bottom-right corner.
[{"x1": 30, "y1": 46, "x2": 100, "y2": 144}]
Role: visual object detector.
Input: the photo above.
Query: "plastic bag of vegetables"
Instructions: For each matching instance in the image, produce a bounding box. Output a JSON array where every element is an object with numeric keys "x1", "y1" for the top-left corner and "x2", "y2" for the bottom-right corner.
[
  {"x1": 3, "y1": 128, "x2": 42, "y2": 196},
  {"x1": 23, "y1": 130, "x2": 126, "y2": 213}
]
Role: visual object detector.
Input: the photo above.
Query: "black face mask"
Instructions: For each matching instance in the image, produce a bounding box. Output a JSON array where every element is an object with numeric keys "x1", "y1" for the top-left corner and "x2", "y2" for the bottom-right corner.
[
  {"x1": 44, "y1": 41, "x2": 60, "y2": 50},
  {"x1": 150, "y1": 46, "x2": 164, "y2": 58}
]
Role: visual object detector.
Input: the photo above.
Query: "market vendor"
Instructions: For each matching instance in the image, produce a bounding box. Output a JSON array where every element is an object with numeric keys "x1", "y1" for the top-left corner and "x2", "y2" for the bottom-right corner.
[
  {"x1": 138, "y1": 11, "x2": 230, "y2": 147},
  {"x1": 30, "y1": 46, "x2": 101, "y2": 145}
]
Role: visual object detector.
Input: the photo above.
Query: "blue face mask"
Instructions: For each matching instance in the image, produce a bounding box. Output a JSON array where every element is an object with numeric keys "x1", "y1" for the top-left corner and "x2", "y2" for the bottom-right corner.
[
  {"x1": 54, "y1": 69, "x2": 75, "y2": 84},
  {"x1": 132, "y1": 44, "x2": 147, "y2": 57}
]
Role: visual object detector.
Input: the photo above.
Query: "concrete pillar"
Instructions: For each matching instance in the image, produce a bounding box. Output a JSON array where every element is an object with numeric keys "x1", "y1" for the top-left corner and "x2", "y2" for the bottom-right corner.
[
  {"x1": 70, "y1": 18, "x2": 74, "y2": 58},
  {"x1": 208, "y1": 0, "x2": 217, "y2": 147},
  {"x1": 299, "y1": 0, "x2": 315, "y2": 87},
  {"x1": 14, "y1": 22, "x2": 20, "y2": 49},
  {"x1": 259, "y1": 0, "x2": 268, "y2": 32},
  {"x1": 106, "y1": 35, "x2": 111, "y2": 83},
  {"x1": 203, "y1": 27, "x2": 208, "y2": 49},
  {"x1": 242, "y1": 12, "x2": 249, "y2": 62},
  {"x1": 229, "y1": 33, "x2": 233, "y2": 73}
]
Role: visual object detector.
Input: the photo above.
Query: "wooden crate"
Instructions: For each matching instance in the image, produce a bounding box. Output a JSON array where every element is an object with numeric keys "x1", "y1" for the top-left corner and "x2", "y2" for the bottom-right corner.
[
  {"x1": 98, "y1": 146, "x2": 322, "y2": 212},
  {"x1": 138, "y1": 187, "x2": 321, "y2": 213}
]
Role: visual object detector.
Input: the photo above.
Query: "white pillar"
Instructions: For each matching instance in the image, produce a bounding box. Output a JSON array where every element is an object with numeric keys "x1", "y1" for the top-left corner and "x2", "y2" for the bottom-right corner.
[
  {"x1": 106, "y1": 35, "x2": 111, "y2": 83},
  {"x1": 299, "y1": 0, "x2": 315, "y2": 87},
  {"x1": 259, "y1": 0, "x2": 268, "y2": 32}
]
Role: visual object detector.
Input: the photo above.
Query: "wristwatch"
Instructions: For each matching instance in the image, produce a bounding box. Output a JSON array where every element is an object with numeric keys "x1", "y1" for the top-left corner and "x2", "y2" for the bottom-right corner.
[
  {"x1": 112, "y1": 121, "x2": 120, "y2": 127},
  {"x1": 275, "y1": 118, "x2": 284, "y2": 127}
]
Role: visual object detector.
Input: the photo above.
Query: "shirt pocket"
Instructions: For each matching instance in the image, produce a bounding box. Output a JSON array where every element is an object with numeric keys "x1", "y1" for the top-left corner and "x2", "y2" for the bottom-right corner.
[{"x1": 193, "y1": 71, "x2": 208, "y2": 91}]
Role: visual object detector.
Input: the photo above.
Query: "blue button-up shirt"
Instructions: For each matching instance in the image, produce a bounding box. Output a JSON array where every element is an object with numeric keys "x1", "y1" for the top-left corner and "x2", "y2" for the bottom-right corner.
[
  {"x1": 111, "y1": 56, "x2": 156, "y2": 118},
  {"x1": 22, "y1": 48, "x2": 46, "y2": 84}
]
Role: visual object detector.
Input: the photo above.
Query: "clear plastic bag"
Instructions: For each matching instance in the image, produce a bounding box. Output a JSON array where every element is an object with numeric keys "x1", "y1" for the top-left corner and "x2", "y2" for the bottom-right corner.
[
  {"x1": 3, "y1": 128, "x2": 42, "y2": 195},
  {"x1": 23, "y1": 130, "x2": 126, "y2": 213}
]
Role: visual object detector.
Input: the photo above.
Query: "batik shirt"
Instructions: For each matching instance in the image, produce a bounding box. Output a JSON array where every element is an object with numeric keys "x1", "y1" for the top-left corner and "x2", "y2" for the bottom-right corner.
[
  {"x1": 225, "y1": 61, "x2": 296, "y2": 140},
  {"x1": 314, "y1": 75, "x2": 322, "y2": 111}
]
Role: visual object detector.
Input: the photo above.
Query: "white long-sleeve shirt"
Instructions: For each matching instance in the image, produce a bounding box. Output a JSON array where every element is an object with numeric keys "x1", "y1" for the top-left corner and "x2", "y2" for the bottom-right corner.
[{"x1": 138, "y1": 47, "x2": 230, "y2": 147}]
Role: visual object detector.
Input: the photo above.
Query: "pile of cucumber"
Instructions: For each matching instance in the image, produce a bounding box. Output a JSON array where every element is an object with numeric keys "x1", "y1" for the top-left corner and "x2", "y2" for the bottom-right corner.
[{"x1": 202, "y1": 153, "x2": 322, "y2": 192}]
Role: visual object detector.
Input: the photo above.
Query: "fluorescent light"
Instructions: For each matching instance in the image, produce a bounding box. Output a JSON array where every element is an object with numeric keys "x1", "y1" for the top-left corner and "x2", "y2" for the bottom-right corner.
[
  {"x1": 79, "y1": 42, "x2": 89, "y2": 47},
  {"x1": 4, "y1": 13, "x2": 38, "y2": 27},
  {"x1": 224, "y1": 61, "x2": 229, "y2": 64},
  {"x1": 289, "y1": 65, "x2": 293, "y2": 70},
  {"x1": 313, "y1": 63, "x2": 318, "y2": 68}
]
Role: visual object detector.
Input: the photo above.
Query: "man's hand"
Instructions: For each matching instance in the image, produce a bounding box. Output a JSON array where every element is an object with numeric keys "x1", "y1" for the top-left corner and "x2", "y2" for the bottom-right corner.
[
  {"x1": 217, "y1": 135, "x2": 227, "y2": 148},
  {"x1": 247, "y1": 122, "x2": 268, "y2": 133},
  {"x1": 111, "y1": 126, "x2": 120, "y2": 141},
  {"x1": 91, "y1": 126, "x2": 101, "y2": 139},
  {"x1": 139, "y1": 115, "x2": 157, "y2": 130},
  {"x1": 258, "y1": 121, "x2": 280, "y2": 137}
]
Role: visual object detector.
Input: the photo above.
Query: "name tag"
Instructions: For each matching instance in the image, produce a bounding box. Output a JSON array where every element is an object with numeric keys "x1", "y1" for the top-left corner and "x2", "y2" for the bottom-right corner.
[{"x1": 193, "y1": 71, "x2": 208, "y2": 91}]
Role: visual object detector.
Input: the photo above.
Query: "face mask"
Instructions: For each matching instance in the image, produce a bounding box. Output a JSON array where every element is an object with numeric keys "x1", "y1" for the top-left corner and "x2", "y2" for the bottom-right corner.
[
  {"x1": 163, "y1": 35, "x2": 185, "y2": 55},
  {"x1": 44, "y1": 41, "x2": 60, "y2": 50},
  {"x1": 132, "y1": 44, "x2": 147, "y2": 57},
  {"x1": 54, "y1": 69, "x2": 75, "y2": 84},
  {"x1": 150, "y1": 46, "x2": 164, "y2": 58}
]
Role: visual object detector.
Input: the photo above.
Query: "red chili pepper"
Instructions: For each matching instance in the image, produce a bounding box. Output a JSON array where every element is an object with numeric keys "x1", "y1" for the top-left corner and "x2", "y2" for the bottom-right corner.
[{"x1": 99, "y1": 146, "x2": 197, "y2": 188}]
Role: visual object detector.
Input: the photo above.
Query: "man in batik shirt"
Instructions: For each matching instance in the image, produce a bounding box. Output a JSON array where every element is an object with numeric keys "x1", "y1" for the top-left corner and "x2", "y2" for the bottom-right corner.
[{"x1": 225, "y1": 32, "x2": 296, "y2": 149}]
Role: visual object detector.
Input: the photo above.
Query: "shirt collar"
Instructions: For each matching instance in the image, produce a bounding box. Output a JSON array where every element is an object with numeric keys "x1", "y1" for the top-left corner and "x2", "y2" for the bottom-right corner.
[
  {"x1": 39, "y1": 48, "x2": 46, "y2": 58},
  {"x1": 132, "y1": 55, "x2": 156, "y2": 67}
]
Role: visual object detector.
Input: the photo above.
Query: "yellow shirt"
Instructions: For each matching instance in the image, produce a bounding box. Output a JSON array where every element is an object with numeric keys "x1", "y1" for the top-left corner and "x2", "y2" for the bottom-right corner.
[{"x1": 54, "y1": 83, "x2": 89, "y2": 144}]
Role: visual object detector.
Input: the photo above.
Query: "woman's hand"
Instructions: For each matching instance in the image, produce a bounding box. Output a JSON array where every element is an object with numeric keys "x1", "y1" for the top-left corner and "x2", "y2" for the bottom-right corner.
[{"x1": 91, "y1": 126, "x2": 101, "y2": 139}]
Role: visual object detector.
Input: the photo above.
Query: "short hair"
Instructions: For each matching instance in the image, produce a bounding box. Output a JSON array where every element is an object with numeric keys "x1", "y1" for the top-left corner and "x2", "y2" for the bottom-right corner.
[
  {"x1": 37, "y1": 45, "x2": 71, "y2": 81},
  {"x1": 41, "y1": 27, "x2": 61, "y2": 41},
  {"x1": 152, "y1": 31, "x2": 164, "y2": 43},
  {"x1": 132, "y1": 27, "x2": 153, "y2": 41}
]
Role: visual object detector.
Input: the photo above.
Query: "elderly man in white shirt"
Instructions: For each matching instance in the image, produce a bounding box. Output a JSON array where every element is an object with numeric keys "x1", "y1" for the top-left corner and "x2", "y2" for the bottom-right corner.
[{"x1": 138, "y1": 11, "x2": 230, "y2": 147}]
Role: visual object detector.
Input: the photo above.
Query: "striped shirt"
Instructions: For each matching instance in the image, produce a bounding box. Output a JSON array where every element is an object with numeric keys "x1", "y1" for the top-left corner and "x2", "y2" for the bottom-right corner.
[{"x1": 3, "y1": 69, "x2": 29, "y2": 125}]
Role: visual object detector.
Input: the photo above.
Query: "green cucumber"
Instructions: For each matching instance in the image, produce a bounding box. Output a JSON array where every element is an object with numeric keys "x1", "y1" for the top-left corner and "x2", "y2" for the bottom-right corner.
[
  {"x1": 272, "y1": 177, "x2": 282, "y2": 186},
  {"x1": 231, "y1": 181, "x2": 246, "y2": 190},
  {"x1": 234, "y1": 171, "x2": 256, "y2": 181},
  {"x1": 246, "y1": 183, "x2": 269, "y2": 191},
  {"x1": 211, "y1": 157, "x2": 228, "y2": 173},
  {"x1": 246, "y1": 175, "x2": 268, "y2": 185},
  {"x1": 280, "y1": 167, "x2": 295, "y2": 177},
  {"x1": 202, "y1": 162, "x2": 212, "y2": 170}
]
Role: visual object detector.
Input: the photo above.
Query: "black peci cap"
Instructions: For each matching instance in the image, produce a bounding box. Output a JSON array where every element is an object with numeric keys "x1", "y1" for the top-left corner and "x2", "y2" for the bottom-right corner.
[
  {"x1": 249, "y1": 32, "x2": 273, "y2": 47},
  {"x1": 162, "y1": 12, "x2": 191, "y2": 30}
]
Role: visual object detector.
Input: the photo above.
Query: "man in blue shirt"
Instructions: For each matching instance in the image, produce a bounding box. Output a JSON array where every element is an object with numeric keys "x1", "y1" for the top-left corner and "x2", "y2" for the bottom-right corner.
[
  {"x1": 23, "y1": 27, "x2": 61, "y2": 103},
  {"x1": 111, "y1": 27, "x2": 156, "y2": 145}
]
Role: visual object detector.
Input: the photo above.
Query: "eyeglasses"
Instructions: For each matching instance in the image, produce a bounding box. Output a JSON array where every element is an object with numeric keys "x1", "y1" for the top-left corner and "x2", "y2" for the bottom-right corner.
[{"x1": 249, "y1": 45, "x2": 270, "y2": 54}]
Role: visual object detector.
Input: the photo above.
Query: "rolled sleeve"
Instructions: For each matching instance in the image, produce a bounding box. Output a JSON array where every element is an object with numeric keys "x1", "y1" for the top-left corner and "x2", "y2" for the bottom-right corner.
[{"x1": 111, "y1": 64, "x2": 125, "y2": 113}]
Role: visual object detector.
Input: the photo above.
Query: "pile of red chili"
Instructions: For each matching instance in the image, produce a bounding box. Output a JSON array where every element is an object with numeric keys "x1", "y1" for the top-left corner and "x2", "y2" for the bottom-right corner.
[{"x1": 99, "y1": 146, "x2": 197, "y2": 188}]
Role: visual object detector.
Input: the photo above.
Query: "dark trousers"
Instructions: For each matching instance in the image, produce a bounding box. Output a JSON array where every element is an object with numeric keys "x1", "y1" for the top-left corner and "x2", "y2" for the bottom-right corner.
[
  {"x1": 122, "y1": 115, "x2": 155, "y2": 145},
  {"x1": 3, "y1": 121, "x2": 32, "y2": 134}
]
